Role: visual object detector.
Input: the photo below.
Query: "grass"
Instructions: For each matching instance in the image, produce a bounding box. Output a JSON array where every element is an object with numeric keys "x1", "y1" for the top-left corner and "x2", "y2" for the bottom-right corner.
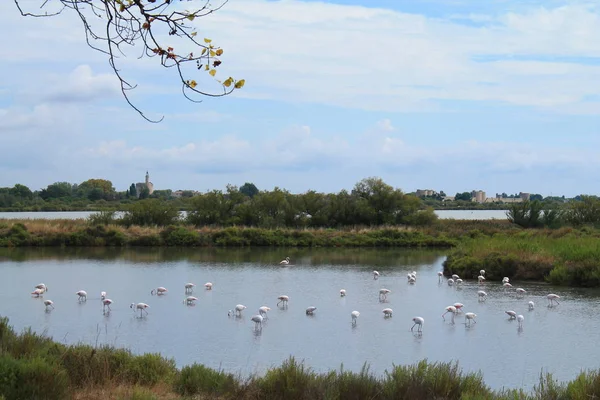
[{"x1": 1, "y1": 317, "x2": 600, "y2": 399}]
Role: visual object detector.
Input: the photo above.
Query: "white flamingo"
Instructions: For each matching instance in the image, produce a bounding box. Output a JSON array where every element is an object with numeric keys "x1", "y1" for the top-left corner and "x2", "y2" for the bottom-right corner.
[
  {"x1": 379, "y1": 288, "x2": 391, "y2": 301},
  {"x1": 442, "y1": 306, "x2": 457, "y2": 324},
  {"x1": 408, "y1": 275, "x2": 416, "y2": 284},
  {"x1": 306, "y1": 306, "x2": 317, "y2": 315},
  {"x1": 547, "y1": 294, "x2": 560, "y2": 306},
  {"x1": 76, "y1": 290, "x2": 87, "y2": 302},
  {"x1": 517, "y1": 314, "x2": 524, "y2": 329},
  {"x1": 340, "y1": 289, "x2": 346, "y2": 297},
  {"x1": 204, "y1": 282, "x2": 213, "y2": 290},
  {"x1": 184, "y1": 283, "x2": 196, "y2": 293},
  {"x1": 453, "y1": 303, "x2": 464, "y2": 313},
  {"x1": 503, "y1": 282, "x2": 513, "y2": 288},
  {"x1": 130, "y1": 302, "x2": 149, "y2": 317},
  {"x1": 35, "y1": 283, "x2": 48, "y2": 292},
  {"x1": 480, "y1": 269, "x2": 485, "y2": 277},
  {"x1": 465, "y1": 312, "x2": 477, "y2": 326},
  {"x1": 373, "y1": 270, "x2": 380, "y2": 279},
  {"x1": 452, "y1": 274, "x2": 459, "y2": 280},
  {"x1": 455, "y1": 278, "x2": 463, "y2": 285},
  {"x1": 251, "y1": 314, "x2": 264, "y2": 330},
  {"x1": 351, "y1": 310, "x2": 360, "y2": 325},
  {"x1": 234, "y1": 304, "x2": 247, "y2": 316},
  {"x1": 277, "y1": 295, "x2": 289, "y2": 307},
  {"x1": 183, "y1": 296, "x2": 198, "y2": 305},
  {"x1": 478, "y1": 275, "x2": 486, "y2": 283},
  {"x1": 100, "y1": 291, "x2": 107, "y2": 300},
  {"x1": 411, "y1": 316, "x2": 424, "y2": 333},
  {"x1": 505, "y1": 310, "x2": 517, "y2": 319},
  {"x1": 516, "y1": 288, "x2": 526, "y2": 296},
  {"x1": 528, "y1": 301, "x2": 535, "y2": 310},
  {"x1": 478, "y1": 290, "x2": 487, "y2": 301},
  {"x1": 43, "y1": 299, "x2": 54, "y2": 309},
  {"x1": 31, "y1": 288, "x2": 44, "y2": 297},
  {"x1": 103, "y1": 299, "x2": 113, "y2": 312},
  {"x1": 447, "y1": 278, "x2": 454, "y2": 286},
  {"x1": 438, "y1": 271, "x2": 443, "y2": 283},
  {"x1": 258, "y1": 306, "x2": 271, "y2": 319},
  {"x1": 279, "y1": 257, "x2": 290, "y2": 265},
  {"x1": 502, "y1": 277, "x2": 510, "y2": 284},
  {"x1": 382, "y1": 308, "x2": 393, "y2": 318},
  {"x1": 150, "y1": 287, "x2": 167, "y2": 295}
]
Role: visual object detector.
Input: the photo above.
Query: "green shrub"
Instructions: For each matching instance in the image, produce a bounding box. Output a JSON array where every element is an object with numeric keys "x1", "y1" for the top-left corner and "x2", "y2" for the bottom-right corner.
[
  {"x1": 88, "y1": 210, "x2": 117, "y2": 226},
  {"x1": 160, "y1": 226, "x2": 200, "y2": 246},
  {"x1": 0, "y1": 355, "x2": 70, "y2": 400},
  {"x1": 175, "y1": 363, "x2": 238, "y2": 396},
  {"x1": 125, "y1": 353, "x2": 176, "y2": 386}
]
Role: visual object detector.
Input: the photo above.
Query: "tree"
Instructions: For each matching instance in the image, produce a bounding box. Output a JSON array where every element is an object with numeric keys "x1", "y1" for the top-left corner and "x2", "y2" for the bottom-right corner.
[
  {"x1": 14, "y1": 0, "x2": 245, "y2": 122},
  {"x1": 139, "y1": 186, "x2": 150, "y2": 199},
  {"x1": 9, "y1": 184, "x2": 33, "y2": 199},
  {"x1": 455, "y1": 192, "x2": 472, "y2": 202},
  {"x1": 239, "y1": 182, "x2": 259, "y2": 198},
  {"x1": 39, "y1": 182, "x2": 74, "y2": 200},
  {"x1": 128, "y1": 183, "x2": 137, "y2": 198},
  {"x1": 78, "y1": 179, "x2": 116, "y2": 200}
]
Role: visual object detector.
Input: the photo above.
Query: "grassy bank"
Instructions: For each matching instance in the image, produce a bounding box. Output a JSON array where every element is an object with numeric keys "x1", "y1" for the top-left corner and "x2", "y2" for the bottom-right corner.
[
  {"x1": 0, "y1": 219, "x2": 468, "y2": 248},
  {"x1": 2, "y1": 316, "x2": 600, "y2": 400},
  {"x1": 444, "y1": 227, "x2": 600, "y2": 286}
]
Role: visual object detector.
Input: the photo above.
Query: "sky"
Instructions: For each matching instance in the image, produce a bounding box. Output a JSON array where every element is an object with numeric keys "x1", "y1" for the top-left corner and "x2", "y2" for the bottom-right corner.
[{"x1": 1, "y1": 0, "x2": 599, "y2": 197}]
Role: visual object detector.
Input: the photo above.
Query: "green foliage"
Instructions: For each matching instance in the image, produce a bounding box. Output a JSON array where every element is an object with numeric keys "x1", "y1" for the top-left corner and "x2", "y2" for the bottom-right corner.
[
  {"x1": 88, "y1": 210, "x2": 117, "y2": 225},
  {"x1": 239, "y1": 182, "x2": 259, "y2": 198},
  {"x1": 121, "y1": 199, "x2": 180, "y2": 226},
  {"x1": 565, "y1": 195, "x2": 600, "y2": 226},
  {"x1": 160, "y1": 226, "x2": 200, "y2": 246},
  {"x1": 129, "y1": 183, "x2": 138, "y2": 198},
  {"x1": 175, "y1": 363, "x2": 238, "y2": 396}
]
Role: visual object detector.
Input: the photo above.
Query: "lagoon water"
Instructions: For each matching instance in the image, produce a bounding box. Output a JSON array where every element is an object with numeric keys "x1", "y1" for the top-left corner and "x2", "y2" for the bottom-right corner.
[
  {"x1": 0, "y1": 209, "x2": 509, "y2": 220},
  {"x1": 1, "y1": 247, "x2": 599, "y2": 391}
]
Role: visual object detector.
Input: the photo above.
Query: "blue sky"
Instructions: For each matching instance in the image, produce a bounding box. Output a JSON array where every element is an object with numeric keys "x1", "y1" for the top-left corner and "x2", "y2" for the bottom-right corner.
[{"x1": 1, "y1": 0, "x2": 599, "y2": 197}]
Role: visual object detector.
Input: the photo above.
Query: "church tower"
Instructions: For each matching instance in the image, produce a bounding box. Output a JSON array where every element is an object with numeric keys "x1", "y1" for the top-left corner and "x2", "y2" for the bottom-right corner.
[{"x1": 145, "y1": 170, "x2": 150, "y2": 185}]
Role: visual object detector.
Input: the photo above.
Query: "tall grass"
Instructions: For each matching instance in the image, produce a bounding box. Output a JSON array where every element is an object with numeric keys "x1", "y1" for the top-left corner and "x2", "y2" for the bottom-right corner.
[{"x1": 3, "y1": 317, "x2": 600, "y2": 399}]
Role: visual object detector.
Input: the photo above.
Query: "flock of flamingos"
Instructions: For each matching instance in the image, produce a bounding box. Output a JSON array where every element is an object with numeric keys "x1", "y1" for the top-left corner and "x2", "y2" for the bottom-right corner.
[{"x1": 29, "y1": 256, "x2": 562, "y2": 333}]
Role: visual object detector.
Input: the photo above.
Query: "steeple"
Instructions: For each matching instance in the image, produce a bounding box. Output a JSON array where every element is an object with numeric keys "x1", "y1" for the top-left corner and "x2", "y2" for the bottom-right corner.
[{"x1": 145, "y1": 170, "x2": 149, "y2": 185}]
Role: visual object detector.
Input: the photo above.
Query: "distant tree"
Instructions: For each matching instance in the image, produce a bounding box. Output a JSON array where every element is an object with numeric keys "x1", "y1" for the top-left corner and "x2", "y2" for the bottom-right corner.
[
  {"x1": 455, "y1": 192, "x2": 472, "y2": 202},
  {"x1": 39, "y1": 182, "x2": 74, "y2": 200},
  {"x1": 139, "y1": 186, "x2": 150, "y2": 200},
  {"x1": 239, "y1": 182, "x2": 259, "y2": 198},
  {"x1": 78, "y1": 179, "x2": 116, "y2": 200},
  {"x1": 128, "y1": 183, "x2": 137, "y2": 198},
  {"x1": 9, "y1": 184, "x2": 33, "y2": 199},
  {"x1": 565, "y1": 196, "x2": 600, "y2": 226},
  {"x1": 530, "y1": 194, "x2": 543, "y2": 202},
  {"x1": 506, "y1": 200, "x2": 544, "y2": 228}
]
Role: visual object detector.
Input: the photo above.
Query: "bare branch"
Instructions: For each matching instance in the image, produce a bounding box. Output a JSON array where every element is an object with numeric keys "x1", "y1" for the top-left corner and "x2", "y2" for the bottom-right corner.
[{"x1": 13, "y1": 0, "x2": 245, "y2": 123}]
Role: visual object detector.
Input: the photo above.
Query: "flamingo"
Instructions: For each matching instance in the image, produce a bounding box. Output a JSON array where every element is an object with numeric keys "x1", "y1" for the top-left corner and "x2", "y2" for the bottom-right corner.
[
  {"x1": 455, "y1": 278, "x2": 463, "y2": 285},
  {"x1": 76, "y1": 290, "x2": 87, "y2": 302},
  {"x1": 100, "y1": 291, "x2": 107, "y2": 300},
  {"x1": 505, "y1": 310, "x2": 517, "y2": 319},
  {"x1": 503, "y1": 282, "x2": 513, "y2": 288},
  {"x1": 447, "y1": 278, "x2": 454, "y2": 286},
  {"x1": 528, "y1": 301, "x2": 535, "y2": 310},
  {"x1": 31, "y1": 288, "x2": 44, "y2": 297},
  {"x1": 478, "y1": 290, "x2": 487, "y2": 301},
  {"x1": 453, "y1": 303, "x2": 464, "y2": 313},
  {"x1": 305, "y1": 306, "x2": 317, "y2": 315},
  {"x1": 277, "y1": 295, "x2": 289, "y2": 307},
  {"x1": 150, "y1": 287, "x2": 167, "y2": 295},
  {"x1": 351, "y1": 310, "x2": 360, "y2": 325},
  {"x1": 373, "y1": 271, "x2": 380, "y2": 279},
  {"x1": 516, "y1": 288, "x2": 526, "y2": 296},
  {"x1": 382, "y1": 308, "x2": 393, "y2": 318},
  {"x1": 547, "y1": 294, "x2": 560, "y2": 306},
  {"x1": 43, "y1": 299, "x2": 54, "y2": 309},
  {"x1": 251, "y1": 314, "x2": 264, "y2": 330},
  {"x1": 184, "y1": 283, "x2": 196, "y2": 293},
  {"x1": 411, "y1": 317, "x2": 424, "y2": 333},
  {"x1": 204, "y1": 282, "x2": 213, "y2": 290},
  {"x1": 130, "y1": 302, "x2": 149, "y2": 317},
  {"x1": 235, "y1": 304, "x2": 247, "y2": 316},
  {"x1": 478, "y1": 275, "x2": 486, "y2": 283},
  {"x1": 517, "y1": 314, "x2": 524, "y2": 329},
  {"x1": 465, "y1": 312, "x2": 477, "y2": 326},
  {"x1": 102, "y1": 299, "x2": 113, "y2": 312},
  {"x1": 183, "y1": 296, "x2": 198, "y2": 305},
  {"x1": 279, "y1": 257, "x2": 290, "y2": 265},
  {"x1": 438, "y1": 271, "x2": 443, "y2": 283},
  {"x1": 258, "y1": 306, "x2": 271, "y2": 319},
  {"x1": 502, "y1": 277, "x2": 510, "y2": 284},
  {"x1": 35, "y1": 283, "x2": 48, "y2": 292},
  {"x1": 379, "y1": 288, "x2": 391, "y2": 301},
  {"x1": 340, "y1": 289, "x2": 346, "y2": 297},
  {"x1": 452, "y1": 274, "x2": 459, "y2": 280},
  {"x1": 480, "y1": 269, "x2": 485, "y2": 277},
  {"x1": 408, "y1": 276, "x2": 416, "y2": 284},
  {"x1": 442, "y1": 306, "x2": 457, "y2": 324},
  {"x1": 407, "y1": 273, "x2": 414, "y2": 281}
]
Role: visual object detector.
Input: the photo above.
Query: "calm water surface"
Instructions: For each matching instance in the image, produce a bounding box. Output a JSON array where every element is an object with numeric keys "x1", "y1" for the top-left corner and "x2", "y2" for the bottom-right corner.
[
  {"x1": 0, "y1": 209, "x2": 509, "y2": 220},
  {"x1": 1, "y1": 247, "x2": 598, "y2": 391}
]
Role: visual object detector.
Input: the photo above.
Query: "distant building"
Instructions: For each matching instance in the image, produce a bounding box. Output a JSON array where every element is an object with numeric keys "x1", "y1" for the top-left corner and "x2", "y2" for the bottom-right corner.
[
  {"x1": 519, "y1": 192, "x2": 530, "y2": 200},
  {"x1": 135, "y1": 171, "x2": 154, "y2": 198},
  {"x1": 416, "y1": 189, "x2": 437, "y2": 197},
  {"x1": 471, "y1": 190, "x2": 486, "y2": 204}
]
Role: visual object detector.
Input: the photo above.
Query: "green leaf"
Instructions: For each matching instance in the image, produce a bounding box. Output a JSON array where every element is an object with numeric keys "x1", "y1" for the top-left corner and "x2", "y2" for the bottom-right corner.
[
  {"x1": 234, "y1": 79, "x2": 245, "y2": 89},
  {"x1": 209, "y1": 69, "x2": 217, "y2": 77}
]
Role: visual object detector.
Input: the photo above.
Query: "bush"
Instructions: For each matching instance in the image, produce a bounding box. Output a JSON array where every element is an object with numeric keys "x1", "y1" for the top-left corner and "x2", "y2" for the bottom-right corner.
[
  {"x1": 0, "y1": 355, "x2": 70, "y2": 400},
  {"x1": 88, "y1": 210, "x2": 117, "y2": 226},
  {"x1": 160, "y1": 226, "x2": 200, "y2": 246},
  {"x1": 175, "y1": 363, "x2": 238, "y2": 396}
]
